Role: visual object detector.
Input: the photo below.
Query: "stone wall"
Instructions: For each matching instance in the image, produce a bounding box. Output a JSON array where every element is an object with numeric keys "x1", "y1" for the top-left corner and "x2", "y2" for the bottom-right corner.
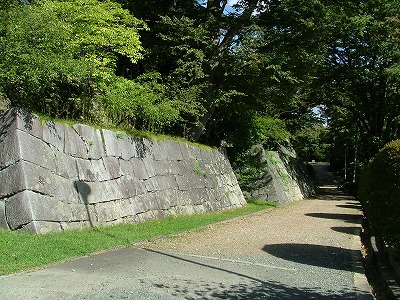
[
  {"x1": 242, "y1": 144, "x2": 315, "y2": 205},
  {"x1": 0, "y1": 108, "x2": 245, "y2": 234}
]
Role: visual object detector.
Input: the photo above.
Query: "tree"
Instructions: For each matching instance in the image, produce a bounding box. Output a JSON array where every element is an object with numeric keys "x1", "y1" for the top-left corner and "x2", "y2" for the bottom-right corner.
[
  {"x1": 115, "y1": 0, "x2": 325, "y2": 147},
  {"x1": 0, "y1": 0, "x2": 145, "y2": 120},
  {"x1": 320, "y1": 0, "x2": 400, "y2": 161}
]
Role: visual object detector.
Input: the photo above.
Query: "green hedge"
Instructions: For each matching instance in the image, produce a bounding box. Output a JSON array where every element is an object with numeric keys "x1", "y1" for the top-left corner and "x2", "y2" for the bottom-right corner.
[{"x1": 359, "y1": 140, "x2": 400, "y2": 248}]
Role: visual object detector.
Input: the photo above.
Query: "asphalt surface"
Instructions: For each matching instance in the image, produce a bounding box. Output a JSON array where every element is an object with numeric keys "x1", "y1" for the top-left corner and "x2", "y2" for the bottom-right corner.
[{"x1": 0, "y1": 165, "x2": 373, "y2": 300}]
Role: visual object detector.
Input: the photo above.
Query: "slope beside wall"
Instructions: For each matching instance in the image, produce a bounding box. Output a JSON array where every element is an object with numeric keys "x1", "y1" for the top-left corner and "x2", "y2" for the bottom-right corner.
[
  {"x1": 243, "y1": 145, "x2": 315, "y2": 205},
  {"x1": 0, "y1": 108, "x2": 245, "y2": 234}
]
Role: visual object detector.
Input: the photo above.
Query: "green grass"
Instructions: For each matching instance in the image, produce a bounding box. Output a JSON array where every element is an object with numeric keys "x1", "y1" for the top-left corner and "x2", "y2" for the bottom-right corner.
[{"x1": 0, "y1": 200, "x2": 276, "y2": 275}]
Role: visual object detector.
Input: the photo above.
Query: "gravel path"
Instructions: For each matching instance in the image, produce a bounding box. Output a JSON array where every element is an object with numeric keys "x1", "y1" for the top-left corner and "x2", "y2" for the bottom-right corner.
[{"x1": 135, "y1": 185, "x2": 372, "y2": 299}]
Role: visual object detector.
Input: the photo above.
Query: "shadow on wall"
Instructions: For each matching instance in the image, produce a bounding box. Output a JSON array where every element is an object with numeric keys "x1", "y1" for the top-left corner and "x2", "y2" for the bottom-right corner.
[
  {"x1": 74, "y1": 180, "x2": 93, "y2": 227},
  {"x1": 0, "y1": 109, "x2": 34, "y2": 146}
]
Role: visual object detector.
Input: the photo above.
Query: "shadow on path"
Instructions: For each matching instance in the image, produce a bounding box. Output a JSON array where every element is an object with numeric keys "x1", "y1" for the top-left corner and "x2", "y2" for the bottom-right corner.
[
  {"x1": 145, "y1": 249, "x2": 357, "y2": 300},
  {"x1": 305, "y1": 212, "x2": 361, "y2": 224},
  {"x1": 262, "y1": 243, "x2": 359, "y2": 273}
]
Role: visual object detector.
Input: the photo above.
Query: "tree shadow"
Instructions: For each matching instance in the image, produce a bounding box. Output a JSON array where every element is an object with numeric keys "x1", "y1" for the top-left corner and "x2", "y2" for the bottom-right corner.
[
  {"x1": 151, "y1": 278, "x2": 358, "y2": 300},
  {"x1": 262, "y1": 243, "x2": 360, "y2": 273},
  {"x1": 331, "y1": 226, "x2": 361, "y2": 236},
  {"x1": 144, "y1": 249, "x2": 360, "y2": 299},
  {"x1": 313, "y1": 186, "x2": 354, "y2": 201},
  {"x1": 305, "y1": 212, "x2": 361, "y2": 224},
  {"x1": 336, "y1": 203, "x2": 362, "y2": 210},
  {"x1": 74, "y1": 180, "x2": 94, "y2": 227}
]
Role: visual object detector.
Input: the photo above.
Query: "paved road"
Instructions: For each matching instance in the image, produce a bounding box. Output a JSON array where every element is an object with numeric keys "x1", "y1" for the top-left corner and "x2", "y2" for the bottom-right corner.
[{"x1": 0, "y1": 169, "x2": 372, "y2": 299}]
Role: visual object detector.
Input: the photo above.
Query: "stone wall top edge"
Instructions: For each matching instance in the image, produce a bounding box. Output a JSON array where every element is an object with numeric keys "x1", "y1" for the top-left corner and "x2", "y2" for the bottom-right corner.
[{"x1": 0, "y1": 108, "x2": 221, "y2": 159}]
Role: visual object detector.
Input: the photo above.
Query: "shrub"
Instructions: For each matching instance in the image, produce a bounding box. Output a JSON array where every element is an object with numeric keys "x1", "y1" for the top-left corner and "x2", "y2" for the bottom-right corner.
[{"x1": 359, "y1": 140, "x2": 400, "y2": 248}]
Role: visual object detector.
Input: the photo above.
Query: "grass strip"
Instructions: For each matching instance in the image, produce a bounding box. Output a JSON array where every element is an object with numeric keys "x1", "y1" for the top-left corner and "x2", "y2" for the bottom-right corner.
[{"x1": 0, "y1": 199, "x2": 276, "y2": 275}]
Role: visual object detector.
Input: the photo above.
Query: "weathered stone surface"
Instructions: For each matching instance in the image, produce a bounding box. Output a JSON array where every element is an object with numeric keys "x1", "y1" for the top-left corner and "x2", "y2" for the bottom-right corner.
[
  {"x1": 159, "y1": 140, "x2": 184, "y2": 161},
  {"x1": 153, "y1": 160, "x2": 169, "y2": 176},
  {"x1": 76, "y1": 158, "x2": 109, "y2": 182},
  {"x1": 12, "y1": 161, "x2": 79, "y2": 201},
  {"x1": 5, "y1": 190, "x2": 88, "y2": 230},
  {"x1": 119, "y1": 175, "x2": 146, "y2": 198},
  {"x1": 142, "y1": 158, "x2": 157, "y2": 178},
  {"x1": 5, "y1": 191, "x2": 47, "y2": 230},
  {"x1": 158, "y1": 174, "x2": 178, "y2": 190},
  {"x1": 95, "y1": 201, "x2": 126, "y2": 223},
  {"x1": 174, "y1": 174, "x2": 192, "y2": 191},
  {"x1": 144, "y1": 176, "x2": 162, "y2": 192},
  {"x1": 7, "y1": 108, "x2": 43, "y2": 139},
  {"x1": 43, "y1": 121, "x2": 65, "y2": 151},
  {"x1": 120, "y1": 135, "x2": 139, "y2": 160},
  {"x1": 102, "y1": 156, "x2": 122, "y2": 179},
  {"x1": 20, "y1": 221, "x2": 62, "y2": 234},
  {"x1": 18, "y1": 130, "x2": 57, "y2": 170},
  {"x1": 64, "y1": 125, "x2": 88, "y2": 159},
  {"x1": 0, "y1": 123, "x2": 21, "y2": 169},
  {"x1": 0, "y1": 161, "x2": 25, "y2": 198},
  {"x1": 130, "y1": 158, "x2": 148, "y2": 180},
  {"x1": 102, "y1": 129, "x2": 137, "y2": 160},
  {"x1": 60, "y1": 220, "x2": 91, "y2": 231},
  {"x1": 53, "y1": 150, "x2": 78, "y2": 180},
  {"x1": 0, "y1": 200, "x2": 9, "y2": 229},
  {"x1": 167, "y1": 160, "x2": 191, "y2": 176},
  {"x1": 78, "y1": 178, "x2": 129, "y2": 204},
  {"x1": 73, "y1": 124, "x2": 105, "y2": 159}
]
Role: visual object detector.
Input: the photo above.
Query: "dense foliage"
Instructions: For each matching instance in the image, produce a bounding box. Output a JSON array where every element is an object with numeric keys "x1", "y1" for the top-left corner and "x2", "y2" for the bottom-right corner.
[
  {"x1": 359, "y1": 140, "x2": 400, "y2": 248},
  {"x1": 0, "y1": 0, "x2": 399, "y2": 168}
]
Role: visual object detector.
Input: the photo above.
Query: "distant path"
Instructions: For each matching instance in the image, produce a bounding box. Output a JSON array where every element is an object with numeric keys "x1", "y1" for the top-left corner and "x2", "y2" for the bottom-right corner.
[{"x1": 0, "y1": 164, "x2": 372, "y2": 299}]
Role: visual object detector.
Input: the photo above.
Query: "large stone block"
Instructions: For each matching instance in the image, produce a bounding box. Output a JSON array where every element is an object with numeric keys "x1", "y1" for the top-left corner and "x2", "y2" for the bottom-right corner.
[
  {"x1": 4, "y1": 191, "x2": 50, "y2": 230},
  {"x1": 0, "y1": 161, "x2": 26, "y2": 198},
  {"x1": 76, "y1": 158, "x2": 111, "y2": 182},
  {"x1": 73, "y1": 124, "x2": 105, "y2": 160},
  {"x1": 5, "y1": 190, "x2": 89, "y2": 231},
  {"x1": 4, "y1": 108, "x2": 43, "y2": 138},
  {"x1": 102, "y1": 156, "x2": 122, "y2": 179},
  {"x1": 60, "y1": 220, "x2": 91, "y2": 231},
  {"x1": 153, "y1": 160, "x2": 169, "y2": 176},
  {"x1": 53, "y1": 150, "x2": 78, "y2": 180},
  {"x1": 0, "y1": 123, "x2": 21, "y2": 169},
  {"x1": 130, "y1": 158, "x2": 148, "y2": 180},
  {"x1": 76, "y1": 179, "x2": 125, "y2": 204},
  {"x1": 19, "y1": 221, "x2": 62, "y2": 234},
  {"x1": 189, "y1": 188, "x2": 209, "y2": 206},
  {"x1": 64, "y1": 125, "x2": 88, "y2": 159},
  {"x1": 43, "y1": 121, "x2": 65, "y2": 152},
  {"x1": 94, "y1": 201, "x2": 126, "y2": 223},
  {"x1": 102, "y1": 129, "x2": 137, "y2": 160},
  {"x1": 18, "y1": 129, "x2": 57, "y2": 170},
  {"x1": 143, "y1": 176, "x2": 162, "y2": 192},
  {"x1": 152, "y1": 139, "x2": 184, "y2": 161},
  {"x1": 0, "y1": 109, "x2": 45, "y2": 168},
  {"x1": 157, "y1": 174, "x2": 178, "y2": 190},
  {"x1": 3, "y1": 160, "x2": 80, "y2": 202},
  {"x1": 119, "y1": 175, "x2": 147, "y2": 198},
  {"x1": 0, "y1": 200, "x2": 9, "y2": 229},
  {"x1": 142, "y1": 158, "x2": 157, "y2": 178},
  {"x1": 167, "y1": 160, "x2": 191, "y2": 176}
]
